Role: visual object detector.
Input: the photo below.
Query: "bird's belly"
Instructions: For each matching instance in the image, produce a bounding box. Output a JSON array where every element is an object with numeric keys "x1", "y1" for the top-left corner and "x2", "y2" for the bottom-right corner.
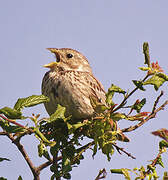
[{"x1": 44, "y1": 79, "x2": 94, "y2": 120}]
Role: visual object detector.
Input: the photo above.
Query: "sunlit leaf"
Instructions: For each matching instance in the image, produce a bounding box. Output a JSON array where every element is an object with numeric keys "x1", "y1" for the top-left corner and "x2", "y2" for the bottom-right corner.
[
  {"x1": 111, "y1": 113, "x2": 127, "y2": 121},
  {"x1": 122, "y1": 168, "x2": 131, "y2": 180},
  {"x1": 106, "y1": 84, "x2": 125, "y2": 105},
  {"x1": 139, "y1": 67, "x2": 151, "y2": 71},
  {"x1": 49, "y1": 104, "x2": 66, "y2": 122},
  {"x1": 14, "y1": 95, "x2": 49, "y2": 111},
  {"x1": 108, "y1": 84, "x2": 126, "y2": 94},
  {"x1": 143, "y1": 74, "x2": 168, "y2": 91},
  {"x1": 110, "y1": 169, "x2": 123, "y2": 174}
]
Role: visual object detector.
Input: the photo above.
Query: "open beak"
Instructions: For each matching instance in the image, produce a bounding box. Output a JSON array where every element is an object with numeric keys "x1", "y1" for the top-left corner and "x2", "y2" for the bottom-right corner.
[
  {"x1": 43, "y1": 62, "x2": 59, "y2": 69},
  {"x1": 46, "y1": 48, "x2": 61, "y2": 62},
  {"x1": 43, "y1": 48, "x2": 61, "y2": 69}
]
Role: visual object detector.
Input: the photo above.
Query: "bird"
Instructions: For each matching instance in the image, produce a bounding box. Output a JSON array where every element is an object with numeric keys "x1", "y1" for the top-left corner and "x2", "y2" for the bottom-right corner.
[{"x1": 42, "y1": 48, "x2": 106, "y2": 121}]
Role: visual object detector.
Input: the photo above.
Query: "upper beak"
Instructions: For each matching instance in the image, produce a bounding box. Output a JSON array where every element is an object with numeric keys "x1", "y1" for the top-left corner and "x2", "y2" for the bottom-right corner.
[
  {"x1": 46, "y1": 48, "x2": 59, "y2": 53},
  {"x1": 46, "y1": 48, "x2": 61, "y2": 62}
]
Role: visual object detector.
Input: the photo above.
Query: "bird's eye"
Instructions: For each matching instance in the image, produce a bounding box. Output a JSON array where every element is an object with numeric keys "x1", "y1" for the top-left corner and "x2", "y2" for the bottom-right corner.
[{"x1": 66, "y1": 53, "x2": 73, "y2": 59}]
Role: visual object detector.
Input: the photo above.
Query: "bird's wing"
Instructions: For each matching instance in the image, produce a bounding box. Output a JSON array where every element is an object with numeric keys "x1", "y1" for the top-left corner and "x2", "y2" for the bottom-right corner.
[{"x1": 81, "y1": 72, "x2": 106, "y2": 105}]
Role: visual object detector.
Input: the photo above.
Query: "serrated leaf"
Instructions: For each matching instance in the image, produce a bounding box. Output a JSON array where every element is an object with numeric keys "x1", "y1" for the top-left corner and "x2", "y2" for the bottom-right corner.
[
  {"x1": 0, "y1": 107, "x2": 22, "y2": 119},
  {"x1": 14, "y1": 95, "x2": 50, "y2": 111},
  {"x1": 143, "y1": 74, "x2": 167, "y2": 91},
  {"x1": 132, "y1": 80, "x2": 146, "y2": 91},
  {"x1": 49, "y1": 104, "x2": 66, "y2": 122},
  {"x1": 0, "y1": 157, "x2": 10, "y2": 162}
]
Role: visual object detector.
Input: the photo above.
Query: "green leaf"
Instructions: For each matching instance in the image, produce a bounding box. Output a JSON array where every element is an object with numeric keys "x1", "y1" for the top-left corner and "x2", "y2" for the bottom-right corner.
[
  {"x1": 49, "y1": 104, "x2": 66, "y2": 122},
  {"x1": 163, "y1": 172, "x2": 168, "y2": 180},
  {"x1": 157, "y1": 72, "x2": 168, "y2": 81},
  {"x1": 0, "y1": 107, "x2": 22, "y2": 119},
  {"x1": 156, "y1": 156, "x2": 164, "y2": 168},
  {"x1": 0, "y1": 157, "x2": 10, "y2": 162},
  {"x1": 106, "y1": 84, "x2": 126, "y2": 105},
  {"x1": 143, "y1": 74, "x2": 168, "y2": 90},
  {"x1": 132, "y1": 80, "x2": 146, "y2": 91},
  {"x1": 143, "y1": 42, "x2": 150, "y2": 67},
  {"x1": 38, "y1": 142, "x2": 51, "y2": 160},
  {"x1": 17, "y1": 176, "x2": 23, "y2": 180},
  {"x1": 111, "y1": 113, "x2": 127, "y2": 121},
  {"x1": 132, "y1": 98, "x2": 146, "y2": 113},
  {"x1": 108, "y1": 84, "x2": 126, "y2": 94},
  {"x1": 122, "y1": 168, "x2": 131, "y2": 180},
  {"x1": 110, "y1": 169, "x2": 123, "y2": 174},
  {"x1": 102, "y1": 143, "x2": 114, "y2": 161},
  {"x1": 14, "y1": 95, "x2": 50, "y2": 111},
  {"x1": 63, "y1": 173, "x2": 71, "y2": 180},
  {"x1": 159, "y1": 140, "x2": 168, "y2": 149},
  {"x1": 34, "y1": 127, "x2": 55, "y2": 146},
  {"x1": 139, "y1": 67, "x2": 151, "y2": 71},
  {"x1": 0, "y1": 121, "x2": 24, "y2": 133},
  {"x1": 0, "y1": 177, "x2": 7, "y2": 180}
]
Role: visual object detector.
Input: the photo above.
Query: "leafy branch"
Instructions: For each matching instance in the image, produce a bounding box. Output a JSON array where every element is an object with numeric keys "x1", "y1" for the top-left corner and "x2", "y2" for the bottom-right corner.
[{"x1": 0, "y1": 42, "x2": 168, "y2": 179}]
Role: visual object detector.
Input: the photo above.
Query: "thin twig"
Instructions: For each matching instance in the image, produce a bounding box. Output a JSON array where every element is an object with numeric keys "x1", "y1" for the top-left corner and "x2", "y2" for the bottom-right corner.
[
  {"x1": 6, "y1": 133, "x2": 40, "y2": 180},
  {"x1": 152, "y1": 90, "x2": 164, "y2": 113},
  {"x1": 112, "y1": 75, "x2": 150, "y2": 113},
  {"x1": 37, "y1": 156, "x2": 62, "y2": 172},
  {"x1": 122, "y1": 100, "x2": 168, "y2": 133},
  {"x1": 113, "y1": 143, "x2": 136, "y2": 159},
  {"x1": 143, "y1": 149, "x2": 163, "y2": 179},
  {"x1": 0, "y1": 114, "x2": 34, "y2": 133}
]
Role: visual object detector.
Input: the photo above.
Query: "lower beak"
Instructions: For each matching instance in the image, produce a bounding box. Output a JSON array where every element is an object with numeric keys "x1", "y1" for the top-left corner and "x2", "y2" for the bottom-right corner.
[{"x1": 43, "y1": 62, "x2": 59, "y2": 69}]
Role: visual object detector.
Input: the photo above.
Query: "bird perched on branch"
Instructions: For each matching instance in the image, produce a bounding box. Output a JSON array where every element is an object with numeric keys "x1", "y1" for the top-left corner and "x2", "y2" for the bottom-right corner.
[{"x1": 42, "y1": 48, "x2": 106, "y2": 121}]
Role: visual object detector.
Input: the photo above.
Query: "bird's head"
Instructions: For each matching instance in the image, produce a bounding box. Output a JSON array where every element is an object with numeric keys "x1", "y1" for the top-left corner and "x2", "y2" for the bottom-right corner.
[{"x1": 44, "y1": 48, "x2": 92, "y2": 73}]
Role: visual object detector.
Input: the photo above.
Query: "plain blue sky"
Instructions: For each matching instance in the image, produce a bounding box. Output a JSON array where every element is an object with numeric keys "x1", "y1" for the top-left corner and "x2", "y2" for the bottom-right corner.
[{"x1": 0, "y1": 1, "x2": 168, "y2": 180}]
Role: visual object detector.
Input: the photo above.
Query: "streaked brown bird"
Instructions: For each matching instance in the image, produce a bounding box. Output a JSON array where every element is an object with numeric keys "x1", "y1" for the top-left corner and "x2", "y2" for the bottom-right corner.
[{"x1": 42, "y1": 48, "x2": 106, "y2": 121}]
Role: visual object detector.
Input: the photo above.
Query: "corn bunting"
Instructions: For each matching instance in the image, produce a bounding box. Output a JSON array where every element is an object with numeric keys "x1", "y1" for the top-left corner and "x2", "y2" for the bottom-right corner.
[{"x1": 42, "y1": 48, "x2": 106, "y2": 121}]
